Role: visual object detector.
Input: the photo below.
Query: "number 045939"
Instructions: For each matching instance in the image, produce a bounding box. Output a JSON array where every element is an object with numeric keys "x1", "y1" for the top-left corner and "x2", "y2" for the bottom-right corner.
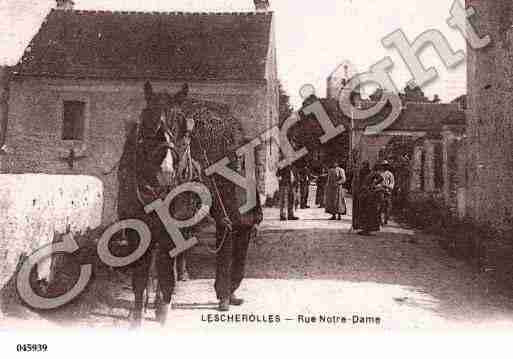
[{"x1": 16, "y1": 344, "x2": 48, "y2": 352}]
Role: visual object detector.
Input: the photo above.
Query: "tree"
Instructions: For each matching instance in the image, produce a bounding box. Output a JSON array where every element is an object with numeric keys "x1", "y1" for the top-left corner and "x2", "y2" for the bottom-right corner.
[
  {"x1": 278, "y1": 81, "x2": 293, "y2": 126},
  {"x1": 402, "y1": 82, "x2": 429, "y2": 102}
]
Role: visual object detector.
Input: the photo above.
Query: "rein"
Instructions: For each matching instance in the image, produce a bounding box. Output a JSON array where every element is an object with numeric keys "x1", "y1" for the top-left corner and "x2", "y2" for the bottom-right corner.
[{"x1": 192, "y1": 134, "x2": 231, "y2": 255}]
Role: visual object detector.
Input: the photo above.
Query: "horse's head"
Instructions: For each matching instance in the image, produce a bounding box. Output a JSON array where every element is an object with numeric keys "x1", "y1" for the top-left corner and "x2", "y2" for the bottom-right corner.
[
  {"x1": 139, "y1": 81, "x2": 190, "y2": 189},
  {"x1": 143, "y1": 81, "x2": 189, "y2": 136}
]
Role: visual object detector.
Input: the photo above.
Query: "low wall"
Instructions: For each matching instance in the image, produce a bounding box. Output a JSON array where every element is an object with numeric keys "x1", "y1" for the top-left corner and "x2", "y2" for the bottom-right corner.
[{"x1": 0, "y1": 174, "x2": 103, "y2": 292}]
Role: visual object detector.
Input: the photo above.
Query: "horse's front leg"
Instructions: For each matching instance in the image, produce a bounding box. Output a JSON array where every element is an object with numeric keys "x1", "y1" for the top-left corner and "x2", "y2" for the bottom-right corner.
[
  {"x1": 155, "y1": 247, "x2": 175, "y2": 326},
  {"x1": 132, "y1": 290, "x2": 144, "y2": 327},
  {"x1": 176, "y1": 251, "x2": 189, "y2": 281},
  {"x1": 131, "y1": 254, "x2": 152, "y2": 328}
]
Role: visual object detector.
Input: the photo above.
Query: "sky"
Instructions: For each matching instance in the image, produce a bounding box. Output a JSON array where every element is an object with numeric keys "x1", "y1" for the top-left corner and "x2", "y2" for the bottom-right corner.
[{"x1": 0, "y1": 0, "x2": 467, "y2": 108}]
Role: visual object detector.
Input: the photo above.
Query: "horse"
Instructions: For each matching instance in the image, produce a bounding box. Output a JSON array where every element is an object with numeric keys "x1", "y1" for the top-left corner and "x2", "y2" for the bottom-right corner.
[{"x1": 117, "y1": 81, "x2": 260, "y2": 327}]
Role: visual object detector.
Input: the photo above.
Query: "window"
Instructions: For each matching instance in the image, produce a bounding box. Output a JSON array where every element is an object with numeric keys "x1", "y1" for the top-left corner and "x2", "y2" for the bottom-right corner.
[{"x1": 62, "y1": 101, "x2": 85, "y2": 140}]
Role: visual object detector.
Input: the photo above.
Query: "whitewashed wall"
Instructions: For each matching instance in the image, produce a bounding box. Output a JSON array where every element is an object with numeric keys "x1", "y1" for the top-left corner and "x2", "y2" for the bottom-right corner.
[{"x1": 0, "y1": 174, "x2": 103, "y2": 291}]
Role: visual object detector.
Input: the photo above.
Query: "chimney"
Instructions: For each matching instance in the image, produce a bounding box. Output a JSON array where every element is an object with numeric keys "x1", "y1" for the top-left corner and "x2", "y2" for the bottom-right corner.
[
  {"x1": 253, "y1": 0, "x2": 270, "y2": 12},
  {"x1": 55, "y1": 0, "x2": 75, "y2": 10}
]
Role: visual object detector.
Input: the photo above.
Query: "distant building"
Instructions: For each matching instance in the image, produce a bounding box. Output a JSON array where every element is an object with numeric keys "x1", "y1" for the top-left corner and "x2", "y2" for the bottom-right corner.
[
  {"x1": 0, "y1": 0, "x2": 279, "y2": 223},
  {"x1": 297, "y1": 66, "x2": 466, "y2": 211}
]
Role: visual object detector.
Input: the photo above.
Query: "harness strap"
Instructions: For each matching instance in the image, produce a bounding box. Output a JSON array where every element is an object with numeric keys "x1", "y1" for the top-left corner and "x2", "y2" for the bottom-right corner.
[
  {"x1": 177, "y1": 136, "x2": 202, "y2": 182},
  {"x1": 178, "y1": 134, "x2": 230, "y2": 255}
]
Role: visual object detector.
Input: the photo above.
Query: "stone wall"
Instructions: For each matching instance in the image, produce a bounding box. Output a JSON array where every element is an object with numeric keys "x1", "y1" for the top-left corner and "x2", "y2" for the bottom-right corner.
[
  {"x1": 440, "y1": 129, "x2": 468, "y2": 218},
  {"x1": 466, "y1": 0, "x2": 513, "y2": 231},
  {"x1": 2, "y1": 78, "x2": 276, "y2": 223},
  {"x1": 408, "y1": 134, "x2": 466, "y2": 213},
  {"x1": 0, "y1": 174, "x2": 103, "y2": 292}
]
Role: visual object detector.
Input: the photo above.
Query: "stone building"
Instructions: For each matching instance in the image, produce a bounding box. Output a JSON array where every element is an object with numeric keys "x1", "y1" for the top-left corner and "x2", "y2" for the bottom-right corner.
[
  {"x1": 0, "y1": 0, "x2": 280, "y2": 224},
  {"x1": 352, "y1": 102, "x2": 466, "y2": 213},
  {"x1": 465, "y1": 0, "x2": 513, "y2": 232},
  {"x1": 406, "y1": 108, "x2": 467, "y2": 215}
]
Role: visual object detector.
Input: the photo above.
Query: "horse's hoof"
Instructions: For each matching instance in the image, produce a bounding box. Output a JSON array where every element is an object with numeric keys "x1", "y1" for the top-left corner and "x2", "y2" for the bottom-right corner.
[
  {"x1": 129, "y1": 311, "x2": 142, "y2": 329},
  {"x1": 155, "y1": 303, "x2": 170, "y2": 326},
  {"x1": 130, "y1": 319, "x2": 142, "y2": 329}
]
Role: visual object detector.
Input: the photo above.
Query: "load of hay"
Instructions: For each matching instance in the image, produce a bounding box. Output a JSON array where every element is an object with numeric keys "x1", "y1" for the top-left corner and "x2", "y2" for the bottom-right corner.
[{"x1": 117, "y1": 97, "x2": 247, "y2": 223}]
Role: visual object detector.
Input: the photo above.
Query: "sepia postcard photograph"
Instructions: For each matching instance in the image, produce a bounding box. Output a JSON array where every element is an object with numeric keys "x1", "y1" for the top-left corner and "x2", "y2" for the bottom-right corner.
[{"x1": 0, "y1": 0, "x2": 512, "y2": 356}]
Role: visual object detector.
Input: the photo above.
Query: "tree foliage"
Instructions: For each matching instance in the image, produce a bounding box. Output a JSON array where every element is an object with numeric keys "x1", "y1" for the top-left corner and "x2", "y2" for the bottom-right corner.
[{"x1": 368, "y1": 82, "x2": 441, "y2": 103}]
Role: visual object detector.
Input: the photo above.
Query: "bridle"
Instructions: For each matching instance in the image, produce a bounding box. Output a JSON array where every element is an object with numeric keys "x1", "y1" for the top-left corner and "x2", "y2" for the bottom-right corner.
[
  {"x1": 134, "y1": 116, "x2": 179, "y2": 203},
  {"x1": 133, "y1": 109, "x2": 231, "y2": 255}
]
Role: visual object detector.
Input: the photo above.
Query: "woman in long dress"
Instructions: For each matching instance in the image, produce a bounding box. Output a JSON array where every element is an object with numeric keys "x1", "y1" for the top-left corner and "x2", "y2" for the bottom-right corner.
[
  {"x1": 356, "y1": 167, "x2": 385, "y2": 235},
  {"x1": 352, "y1": 161, "x2": 371, "y2": 230},
  {"x1": 324, "y1": 161, "x2": 347, "y2": 220}
]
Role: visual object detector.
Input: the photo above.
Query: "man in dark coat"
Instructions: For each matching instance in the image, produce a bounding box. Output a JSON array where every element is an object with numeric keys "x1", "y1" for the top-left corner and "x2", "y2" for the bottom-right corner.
[
  {"x1": 356, "y1": 166, "x2": 385, "y2": 235},
  {"x1": 315, "y1": 165, "x2": 328, "y2": 208},
  {"x1": 277, "y1": 164, "x2": 299, "y2": 221},
  {"x1": 210, "y1": 155, "x2": 263, "y2": 311},
  {"x1": 298, "y1": 165, "x2": 311, "y2": 209}
]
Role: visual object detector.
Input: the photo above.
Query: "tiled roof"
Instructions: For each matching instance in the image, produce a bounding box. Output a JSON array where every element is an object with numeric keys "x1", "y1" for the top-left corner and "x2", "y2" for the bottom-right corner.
[
  {"x1": 441, "y1": 110, "x2": 466, "y2": 126},
  {"x1": 13, "y1": 9, "x2": 272, "y2": 81},
  {"x1": 386, "y1": 103, "x2": 463, "y2": 132},
  {"x1": 300, "y1": 97, "x2": 464, "y2": 133}
]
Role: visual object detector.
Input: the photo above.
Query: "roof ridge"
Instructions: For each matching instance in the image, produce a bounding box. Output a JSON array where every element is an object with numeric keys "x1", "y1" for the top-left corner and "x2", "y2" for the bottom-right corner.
[{"x1": 51, "y1": 8, "x2": 272, "y2": 16}]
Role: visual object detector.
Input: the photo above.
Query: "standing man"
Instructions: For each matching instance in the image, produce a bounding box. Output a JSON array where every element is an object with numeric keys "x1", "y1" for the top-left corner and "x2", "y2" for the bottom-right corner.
[
  {"x1": 315, "y1": 165, "x2": 328, "y2": 208},
  {"x1": 210, "y1": 154, "x2": 263, "y2": 312},
  {"x1": 277, "y1": 164, "x2": 299, "y2": 221},
  {"x1": 298, "y1": 165, "x2": 311, "y2": 209},
  {"x1": 324, "y1": 161, "x2": 347, "y2": 220},
  {"x1": 378, "y1": 160, "x2": 395, "y2": 225}
]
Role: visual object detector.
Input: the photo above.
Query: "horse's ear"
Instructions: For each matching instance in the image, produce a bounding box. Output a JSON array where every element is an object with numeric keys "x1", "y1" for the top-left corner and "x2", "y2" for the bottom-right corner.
[
  {"x1": 144, "y1": 81, "x2": 153, "y2": 103},
  {"x1": 173, "y1": 83, "x2": 189, "y2": 103},
  {"x1": 182, "y1": 83, "x2": 189, "y2": 96}
]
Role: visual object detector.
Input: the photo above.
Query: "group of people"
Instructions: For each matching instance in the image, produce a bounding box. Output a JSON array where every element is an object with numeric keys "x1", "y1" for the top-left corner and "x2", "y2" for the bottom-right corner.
[
  {"x1": 352, "y1": 160, "x2": 395, "y2": 235},
  {"x1": 276, "y1": 159, "x2": 395, "y2": 236},
  {"x1": 276, "y1": 163, "x2": 310, "y2": 220},
  {"x1": 277, "y1": 161, "x2": 348, "y2": 221}
]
